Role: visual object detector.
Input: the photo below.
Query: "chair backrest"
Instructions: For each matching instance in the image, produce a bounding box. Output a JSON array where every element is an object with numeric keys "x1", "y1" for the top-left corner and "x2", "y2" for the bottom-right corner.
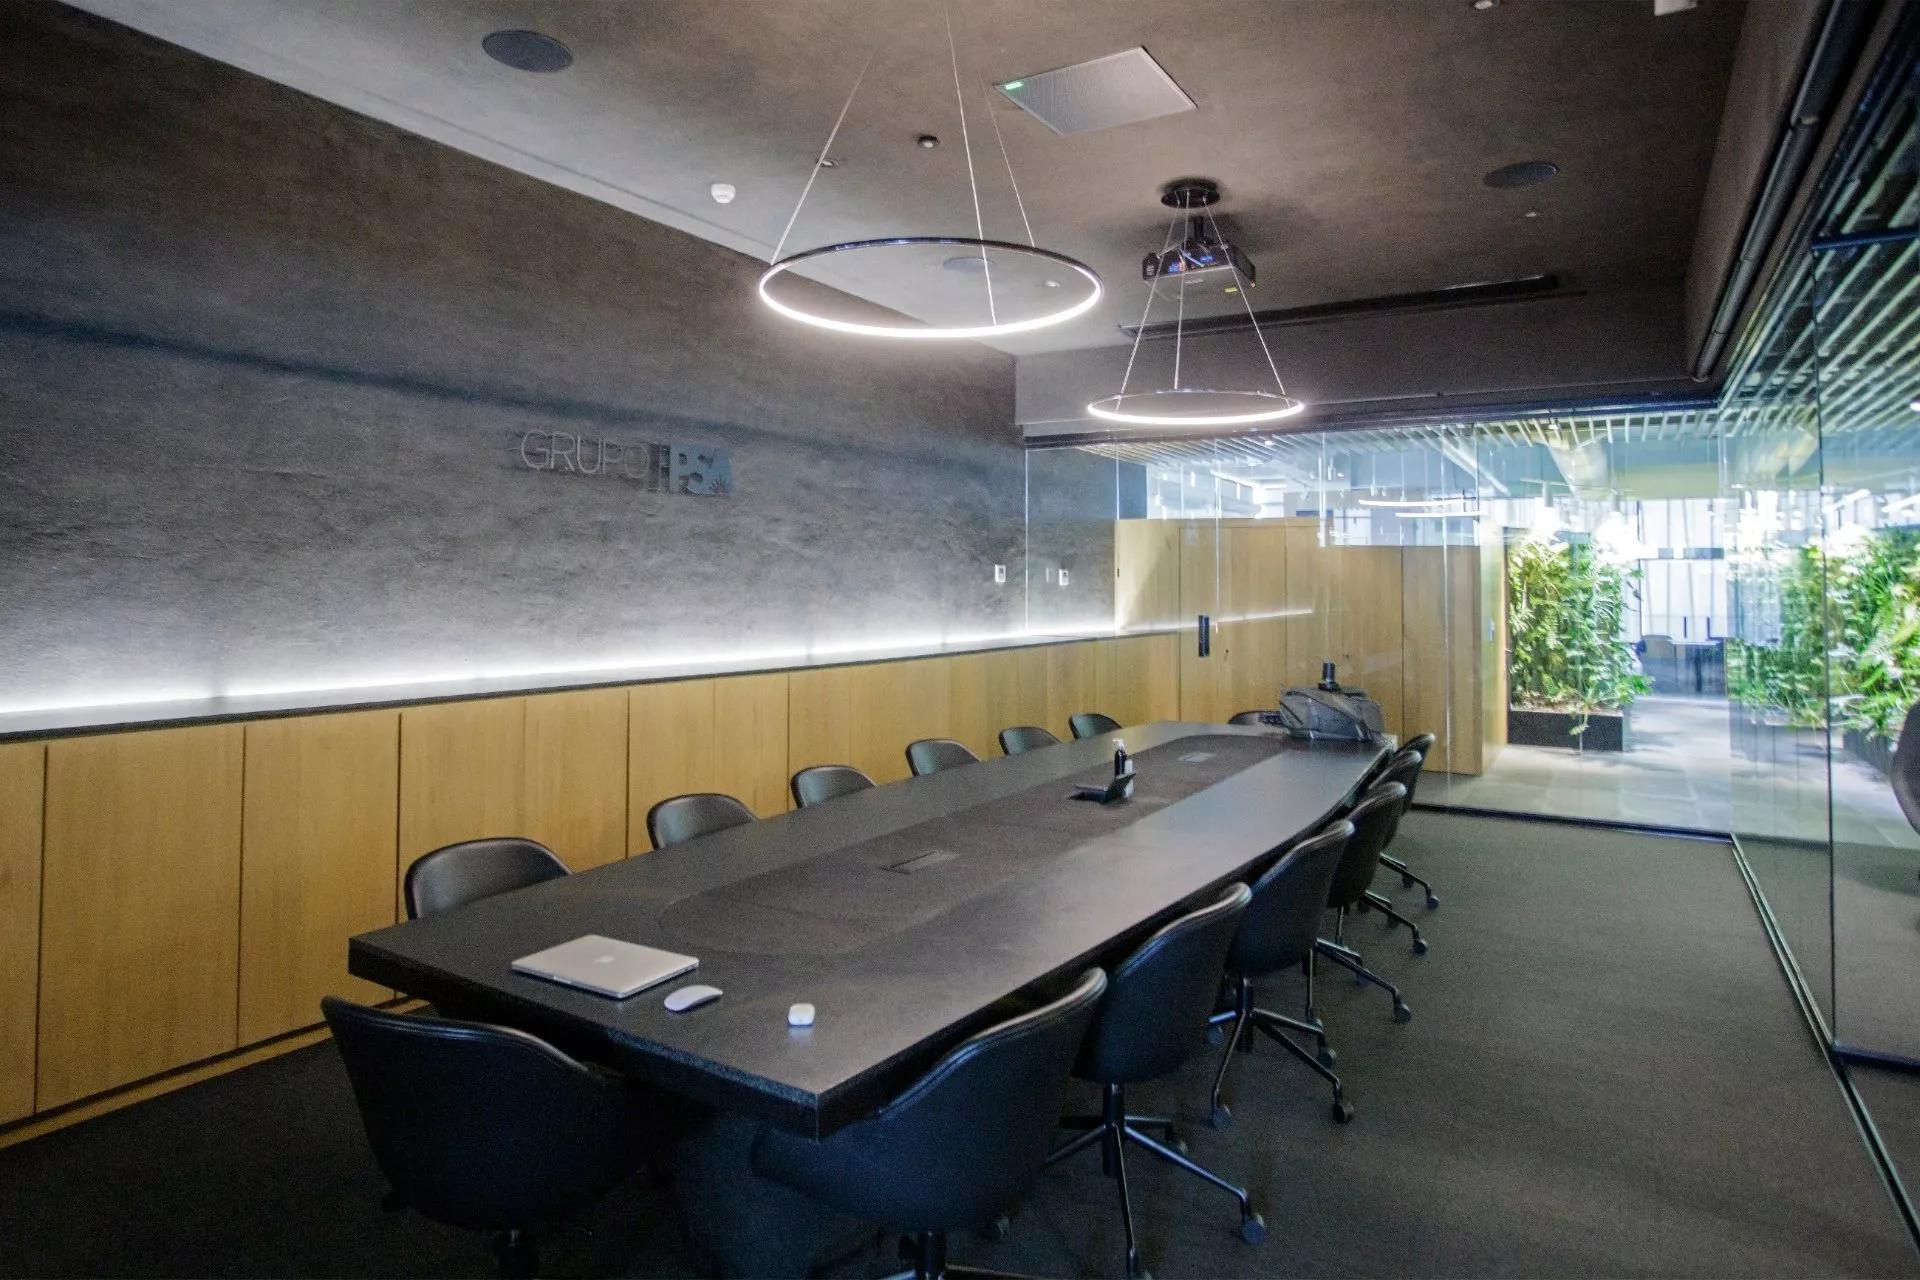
[
  {"x1": 321, "y1": 998, "x2": 635, "y2": 1231},
  {"x1": 1228, "y1": 710, "x2": 1268, "y2": 726},
  {"x1": 1893, "y1": 701, "x2": 1920, "y2": 835},
  {"x1": 1078, "y1": 882, "x2": 1252, "y2": 1084},
  {"x1": 752, "y1": 969, "x2": 1107, "y2": 1232},
  {"x1": 998, "y1": 725, "x2": 1060, "y2": 756},
  {"x1": 906, "y1": 737, "x2": 979, "y2": 777},
  {"x1": 1394, "y1": 738, "x2": 1433, "y2": 804},
  {"x1": 1231, "y1": 820, "x2": 1354, "y2": 977},
  {"x1": 1068, "y1": 712, "x2": 1122, "y2": 740},
  {"x1": 790, "y1": 764, "x2": 875, "y2": 809},
  {"x1": 647, "y1": 792, "x2": 755, "y2": 850},
  {"x1": 1328, "y1": 781, "x2": 1406, "y2": 909},
  {"x1": 404, "y1": 838, "x2": 569, "y2": 920}
]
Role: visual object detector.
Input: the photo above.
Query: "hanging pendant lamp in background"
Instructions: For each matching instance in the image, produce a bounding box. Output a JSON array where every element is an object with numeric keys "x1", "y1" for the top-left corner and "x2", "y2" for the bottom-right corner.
[
  {"x1": 756, "y1": 3, "x2": 1101, "y2": 341},
  {"x1": 1087, "y1": 179, "x2": 1305, "y2": 427}
]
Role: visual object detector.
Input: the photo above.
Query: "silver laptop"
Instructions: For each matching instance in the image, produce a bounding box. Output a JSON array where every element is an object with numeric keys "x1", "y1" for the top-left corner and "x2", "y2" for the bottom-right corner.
[{"x1": 510, "y1": 934, "x2": 698, "y2": 999}]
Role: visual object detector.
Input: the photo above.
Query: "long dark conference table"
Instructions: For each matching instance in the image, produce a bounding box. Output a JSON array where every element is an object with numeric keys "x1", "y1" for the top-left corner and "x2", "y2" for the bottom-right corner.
[{"x1": 349, "y1": 722, "x2": 1386, "y2": 1138}]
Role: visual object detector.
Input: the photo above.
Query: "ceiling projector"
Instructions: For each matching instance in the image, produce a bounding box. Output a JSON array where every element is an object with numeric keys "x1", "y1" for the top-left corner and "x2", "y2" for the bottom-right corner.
[{"x1": 1141, "y1": 178, "x2": 1255, "y2": 288}]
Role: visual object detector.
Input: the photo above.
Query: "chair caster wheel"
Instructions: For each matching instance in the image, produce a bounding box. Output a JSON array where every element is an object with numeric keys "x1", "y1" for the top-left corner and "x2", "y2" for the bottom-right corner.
[
  {"x1": 1412, "y1": 937, "x2": 1429, "y2": 956},
  {"x1": 1426, "y1": 893, "x2": 1440, "y2": 910},
  {"x1": 1317, "y1": 1046, "x2": 1338, "y2": 1069},
  {"x1": 1240, "y1": 1212, "x2": 1267, "y2": 1245},
  {"x1": 1332, "y1": 1099, "x2": 1355, "y2": 1124},
  {"x1": 1393, "y1": 1001, "x2": 1413, "y2": 1024},
  {"x1": 1210, "y1": 1103, "x2": 1232, "y2": 1129}
]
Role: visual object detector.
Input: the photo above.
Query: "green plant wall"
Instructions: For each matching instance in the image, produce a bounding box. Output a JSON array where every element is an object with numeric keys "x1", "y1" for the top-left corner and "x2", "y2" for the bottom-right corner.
[
  {"x1": 1731, "y1": 528, "x2": 1920, "y2": 740},
  {"x1": 1506, "y1": 538, "x2": 1652, "y2": 734}
]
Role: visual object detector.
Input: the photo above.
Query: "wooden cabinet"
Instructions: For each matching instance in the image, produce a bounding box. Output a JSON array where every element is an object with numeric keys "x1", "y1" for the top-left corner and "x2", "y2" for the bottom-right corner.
[
  {"x1": 239, "y1": 711, "x2": 398, "y2": 1043},
  {"x1": 38, "y1": 725, "x2": 243, "y2": 1109},
  {"x1": 525, "y1": 689, "x2": 630, "y2": 869},
  {"x1": 397, "y1": 698, "x2": 528, "y2": 899},
  {"x1": 0, "y1": 742, "x2": 43, "y2": 1123},
  {"x1": 849, "y1": 658, "x2": 953, "y2": 783}
]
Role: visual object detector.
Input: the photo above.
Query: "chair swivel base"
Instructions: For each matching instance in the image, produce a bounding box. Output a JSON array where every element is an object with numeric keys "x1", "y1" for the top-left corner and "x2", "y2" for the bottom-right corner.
[
  {"x1": 1381, "y1": 852, "x2": 1440, "y2": 910},
  {"x1": 1210, "y1": 975, "x2": 1354, "y2": 1126},
  {"x1": 884, "y1": 1229, "x2": 1049, "y2": 1280},
  {"x1": 1315, "y1": 937, "x2": 1412, "y2": 1022},
  {"x1": 1365, "y1": 889, "x2": 1430, "y2": 954},
  {"x1": 1046, "y1": 1082, "x2": 1264, "y2": 1278}
]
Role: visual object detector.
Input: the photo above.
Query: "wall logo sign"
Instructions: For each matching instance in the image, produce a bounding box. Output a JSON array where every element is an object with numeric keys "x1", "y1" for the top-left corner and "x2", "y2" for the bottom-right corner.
[{"x1": 518, "y1": 430, "x2": 732, "y2": 496}]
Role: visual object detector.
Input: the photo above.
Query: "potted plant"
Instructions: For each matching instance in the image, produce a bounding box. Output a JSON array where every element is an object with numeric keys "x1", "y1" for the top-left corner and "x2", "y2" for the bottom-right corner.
[{"x1": 1506, "y1": 537, "x2": 1652, "y2": 751}]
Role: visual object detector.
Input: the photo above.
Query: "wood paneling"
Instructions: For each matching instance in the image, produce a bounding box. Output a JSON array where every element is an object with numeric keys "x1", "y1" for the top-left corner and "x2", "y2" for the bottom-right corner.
[
  {"x1": 1177, "y1": 520, "x2": 1228, "y2": 722},
  {"x1": 1115, "y1": 519, "x2": 1181, "y2": 630},
  {"x1": 524, "y1": 688, "x2": 629, "y2": 868},
  {"x1": 397, "y1": 698, "x2": 527, "y2": 891},
  {"x1": 788, "y1": 666, "x2": 854, "y2": 778},
  {"x1": 950, "y1": 650, "x2": 1023, "y2": 759},
  {"x1": 0, "y1": 742, "x2": 43, "y2": 1123},
  {"x1": 239, "y1": 711, "x2": 398, "y2": 1044},
  {"x1": 1219, "y1": 524, "x2": 1291, "y2": 718},
  {"x1": 1401, "y1": 547, "x2": 1488, "y2": 775},
  {"x1": 713, "y1": 673, "x2": 790, "y2": 817},
  {"x1": 1046, "y1": 641, "x2": 1098, "y2": 737},
  {"x1": 629, "y1": 680, "x2": 718, "y2": 848},
  {"x1": 1141, "y1": 633, "x2": 1180, "y2": 721},
  {"x1": 849, "y1": 658, "x2": 952, "y2": 783},
  {"x1": 38, "y1": 725, "x2": 243, "y2": 1109}
]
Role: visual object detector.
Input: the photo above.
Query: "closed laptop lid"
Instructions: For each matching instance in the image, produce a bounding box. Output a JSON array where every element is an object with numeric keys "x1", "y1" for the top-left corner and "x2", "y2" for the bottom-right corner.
[{"x1": 510, "y1": 934, "x2": 697, "y2": 999}]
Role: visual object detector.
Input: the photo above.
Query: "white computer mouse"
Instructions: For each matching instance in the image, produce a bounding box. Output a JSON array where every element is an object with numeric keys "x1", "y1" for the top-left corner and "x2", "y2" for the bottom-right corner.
[{"x1": 663, "y1": 983, "x2": 723, "y2": 1013}]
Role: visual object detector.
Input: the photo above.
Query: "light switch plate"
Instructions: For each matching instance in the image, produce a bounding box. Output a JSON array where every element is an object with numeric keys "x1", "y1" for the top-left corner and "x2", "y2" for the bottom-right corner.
[
  {"x1": 993, "y1": 564, "x2": 1006, "y2": 584},
  {"x1": 1058, "y1": 569, "x2": 1070, "y2": 587}
]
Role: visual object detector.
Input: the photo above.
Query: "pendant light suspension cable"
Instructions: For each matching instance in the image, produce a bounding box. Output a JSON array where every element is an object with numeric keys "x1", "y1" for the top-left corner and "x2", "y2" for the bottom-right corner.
[
  {"x1": 770, "y1": 48, "x2": 875, "y2": 266},
  {"x1": 942, "y1": 0, "x2": 993, "y2": 324},
  {"x1": 756, "y1": 0, "x2": 1101, "y2": 341},
  {"x1": 1203, "y1": 203, "x2": 1289, "y2": 398}
]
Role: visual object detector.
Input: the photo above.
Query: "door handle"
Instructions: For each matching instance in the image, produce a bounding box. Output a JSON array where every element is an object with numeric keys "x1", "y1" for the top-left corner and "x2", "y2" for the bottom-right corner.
[{"x1": 1197, "y1": 614, "x2": 1211, "y2": 658}]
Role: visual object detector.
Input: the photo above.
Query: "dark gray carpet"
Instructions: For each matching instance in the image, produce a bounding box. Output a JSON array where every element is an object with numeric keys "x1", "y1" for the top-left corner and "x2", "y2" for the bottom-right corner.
[
  {"x1": 2, "y1": 811, "x2": 1915, "y2": 1278},
  {"x1": 1852, "y1": 1064, "x2": 1920, "y2": 1234}
]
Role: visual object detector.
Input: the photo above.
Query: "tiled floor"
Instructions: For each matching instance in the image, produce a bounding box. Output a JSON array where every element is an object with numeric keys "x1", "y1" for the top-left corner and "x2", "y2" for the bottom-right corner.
[{"x1": 1427, "y1": 695, "x2": 1733, "y2": 830}]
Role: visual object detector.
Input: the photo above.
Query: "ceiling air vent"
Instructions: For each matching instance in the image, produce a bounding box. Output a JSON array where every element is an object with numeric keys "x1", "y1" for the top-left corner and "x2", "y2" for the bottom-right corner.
[{"x1": 996, "y1": 48, "x2": 1194, "y2": 136}]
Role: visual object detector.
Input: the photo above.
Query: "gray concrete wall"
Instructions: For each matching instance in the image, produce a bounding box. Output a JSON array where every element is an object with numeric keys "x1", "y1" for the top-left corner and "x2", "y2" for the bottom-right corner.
[{"x1": 0, "y1": 6, "x2": 1049, "y2": 711}]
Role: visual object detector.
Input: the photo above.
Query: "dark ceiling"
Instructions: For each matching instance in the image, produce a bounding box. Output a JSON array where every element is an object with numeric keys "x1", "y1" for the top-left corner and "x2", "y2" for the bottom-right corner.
[{"x1": 68, "y1": 0, "x2": 1746, "y2": 355}]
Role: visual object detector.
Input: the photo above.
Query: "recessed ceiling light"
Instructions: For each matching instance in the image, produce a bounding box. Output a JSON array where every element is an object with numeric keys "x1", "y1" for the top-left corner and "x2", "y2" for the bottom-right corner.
[
  {"x1": 1043, "y1": 279, "x2": 1061, "y2": 288},
  {"x1": 1485, "y1": 160, "x2": 1560, "y2": 189},
  {"x1": 709, "y1": 182, "x2": 736, "y2": 205},
  {"x1": 1524, "y1": 210, "x2": 1541, "y2": 218},
  {"x1": 1470, "y1": 0, "x2": 1498, "y2": 9},
  {"x1": 819, "y1": 157, "x2": 840, "y2": 169},
  {"x1": 481, "y1": 29, "x2": 573, "y2": 73},
  {"x1": 916, "y1": 134, "x2": 940, "y2": 149},
  {"x1": 1223, "y1": 285, "x2": 1239, "y2": 294}
]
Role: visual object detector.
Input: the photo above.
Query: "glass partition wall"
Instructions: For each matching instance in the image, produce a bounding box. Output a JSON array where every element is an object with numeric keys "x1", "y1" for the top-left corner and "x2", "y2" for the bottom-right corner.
[
  {"x1": 1020, "y1": 34, "x2": 1916, "y2": 1095},
  {"x1": 1027, "y1": 414, "x2": 1734, "y2": 830}
]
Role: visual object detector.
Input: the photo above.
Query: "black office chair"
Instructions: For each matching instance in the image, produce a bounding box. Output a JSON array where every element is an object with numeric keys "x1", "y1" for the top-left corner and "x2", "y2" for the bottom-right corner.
[
  {"x1": 1068, "y1": 712, "x2": 1122, "y2": 740},
  {"x1": 791, "y1": 763, "x2": 876, "y2": 809},
  {"x1": 1045, "y1": 883, "x2": 1261, "y2": 1277},
  {"x1": 753, "y1": 968, "x2": 1108, "y2": 1280},
  {"x1": 998, "y1": 725, "x2": 1060, "y2": 756},
  {"x1": 322, "y1": 997, "x2": 645, "y2": 1278},
  {"x1": 1378, "y1": 739, "x2": 1441, "y2": 911},
  {"x1": 404, "y1": 838, "x2": 569, "y2": 921},
  {"x1": 906, "y1": 737, "x2": 980, "y2": 777},
  {"x1": 1318, "y1": 781, "x2": 1415, "y2": 1022},
  {"x1": 1208, "y1": 822, "x2": 1356, "y2": 1126},
  {"x1": 647, "y1": 791, "x2": 755, "y2": 850}
]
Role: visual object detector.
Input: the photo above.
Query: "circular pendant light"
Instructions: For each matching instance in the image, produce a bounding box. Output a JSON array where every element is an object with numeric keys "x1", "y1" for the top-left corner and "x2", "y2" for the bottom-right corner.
[
  {"x1": 758, "y1": 237, "x2": 1101, "y2": 340},
  {"x1": 1087, "y1": 388, "x2": 1303, "y2": 426},
  {"x1": 756, "y1": 5, "x2": 1100, "y2": 343},
  {"x1": 1087, "y1": 179, "x2": 1304, "y2": 428}
]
